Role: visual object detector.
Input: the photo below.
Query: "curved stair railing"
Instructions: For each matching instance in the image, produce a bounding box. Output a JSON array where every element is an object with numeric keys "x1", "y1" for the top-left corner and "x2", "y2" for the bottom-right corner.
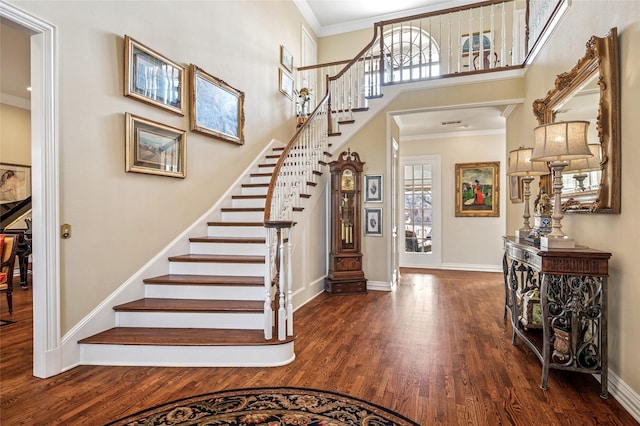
[{"x1": 262, "y1": 0, "x2": 564, "y2": 340}]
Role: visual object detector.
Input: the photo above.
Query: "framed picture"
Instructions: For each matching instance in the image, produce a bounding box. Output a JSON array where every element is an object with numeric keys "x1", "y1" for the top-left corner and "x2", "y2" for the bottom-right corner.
[
  {"x1": 124, "y1": 35, "x2": 185, "y2": 115},
  {"x1": 125, "y1": 112, "x2": 186, "y2": 178},
  {"x1": 364, "y1": 207, "x2": 382, "y2": 236},
  {"x1": 455, "y1": 161, "x2": 500, "y2": 217},
  {"x1": 364, "y1": 174, "x2": 382, "y2": 202},
  {"x1": 0, "y1": 163, "x2": 31, "y2": 202},
  {"x1": 280, "y1": 45, "x2": 293, "y2": 73},
  {"x1": 509, "y1": 175, "x2": 523, "y2": 203},
  {"x1": 190, "y1": 64, "x2": 245, "y2": 145},
  {"x1": 461, "y1": 32, "x2": 492, "y2": 56},
  {"x1": 279, "y1": 68, "x2": 294, "y2": 100}
]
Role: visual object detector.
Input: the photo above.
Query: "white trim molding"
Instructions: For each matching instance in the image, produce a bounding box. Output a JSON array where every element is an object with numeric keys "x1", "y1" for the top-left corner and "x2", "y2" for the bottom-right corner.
[{"x1": 1, "y1": 0, "x2": 61, "y2": 378}]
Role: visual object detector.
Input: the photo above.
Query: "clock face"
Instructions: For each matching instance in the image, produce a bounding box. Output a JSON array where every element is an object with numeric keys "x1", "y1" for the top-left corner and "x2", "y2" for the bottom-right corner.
[{"x1": 341, "y1": 169, "x2": 355, "y2": 191}]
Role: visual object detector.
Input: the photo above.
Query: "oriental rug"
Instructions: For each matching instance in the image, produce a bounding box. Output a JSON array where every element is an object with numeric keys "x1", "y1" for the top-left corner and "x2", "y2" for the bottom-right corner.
[{"x1": 106, "y1": 386, "x2": 419, "y2": 426}]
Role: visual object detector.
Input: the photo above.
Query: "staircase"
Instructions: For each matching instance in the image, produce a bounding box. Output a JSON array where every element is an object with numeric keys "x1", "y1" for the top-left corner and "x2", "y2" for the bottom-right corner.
[
  {"x1": 77, "y1": 0, "x2": 534, "y2": 367},
  {"x1": 78, "y1": 147, "x2": 299, "y2": 367}
]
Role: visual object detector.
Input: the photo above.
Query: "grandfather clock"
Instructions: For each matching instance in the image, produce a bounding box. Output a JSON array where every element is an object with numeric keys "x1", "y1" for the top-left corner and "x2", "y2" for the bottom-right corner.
[{"x1": 326, "y1": 149, "x2": 367, "y2": 295}]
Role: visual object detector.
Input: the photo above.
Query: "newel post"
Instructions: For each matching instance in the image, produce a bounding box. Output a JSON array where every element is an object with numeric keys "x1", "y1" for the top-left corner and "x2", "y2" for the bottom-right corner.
[{"x1": 264, "y1": 220, "x2": 295, "y2": 341}]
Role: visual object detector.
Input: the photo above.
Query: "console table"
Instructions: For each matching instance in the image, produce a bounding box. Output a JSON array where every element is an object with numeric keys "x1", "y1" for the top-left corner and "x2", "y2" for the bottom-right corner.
[{"x1": 502, "y1": 236, "x2": 611, "y2": 398}]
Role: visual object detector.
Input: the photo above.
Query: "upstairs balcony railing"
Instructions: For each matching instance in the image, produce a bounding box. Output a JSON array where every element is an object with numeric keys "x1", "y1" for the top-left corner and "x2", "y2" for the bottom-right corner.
[{"x1": 261, "y1": 0, "x2": 566, "y2": 340}]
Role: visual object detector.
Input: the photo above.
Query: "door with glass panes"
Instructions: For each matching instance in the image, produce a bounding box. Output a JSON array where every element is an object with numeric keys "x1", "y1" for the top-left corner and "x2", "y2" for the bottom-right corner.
[{"x1": 399, "y1": 156, "x2": 441, "y2": 267}]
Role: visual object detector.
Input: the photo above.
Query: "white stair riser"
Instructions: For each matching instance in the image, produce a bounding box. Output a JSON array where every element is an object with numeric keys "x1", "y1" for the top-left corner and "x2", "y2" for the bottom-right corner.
[
  {"x1": 116, "y1": 311, "x2": 263, "y2": 329},
  {"x1": 79, "y1": 342, "x2": 295, "y2": 367},
  {"x1": 241, "y1": 186, "x2": 268, "y2": 196},
  {"x1": 258, "y1": 165, "x2": 275, "y2": 172},
  {"x1": 190, "y1": 242, "x2": 264, "y2": 256},
  {"x1": 170, "y1": 262, "x2": 264, "y2": 276},
  {"x1": 208, "y1": 226, "x2": 267, "y2": 238},
  {"x1": 145, "y1": 284, "x2": 265, "y2": 301},
  {"x1": 221, "y1": 210, "x2": 264, "y2": 221},
  {"x1": 250, "y1": 175, "x2": 271, "y2": 184},
  {"x1": 232, "y1": 197, "x2": 266, "y2": 208}
]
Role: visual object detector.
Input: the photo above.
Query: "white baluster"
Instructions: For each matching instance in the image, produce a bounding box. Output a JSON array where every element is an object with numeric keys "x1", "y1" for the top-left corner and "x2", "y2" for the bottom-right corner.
[
  {"x1": 286, "y1": 227, "x2": 294, "y2": 336},
  {"x1": 278, "y1": 233, "x2": 286, "y2": 340},
  {"x1": 264, "y1": 229, "x2": 272, "y2": 339}
]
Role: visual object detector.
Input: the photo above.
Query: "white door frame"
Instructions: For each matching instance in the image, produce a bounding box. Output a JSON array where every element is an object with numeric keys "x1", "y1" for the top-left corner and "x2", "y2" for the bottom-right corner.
[
  {"x1": 398, "y1": 155, "x2": 442, "y2": 269},
  {"x1": 1, "y1": 2, "x2": 61, "y2": 378}
]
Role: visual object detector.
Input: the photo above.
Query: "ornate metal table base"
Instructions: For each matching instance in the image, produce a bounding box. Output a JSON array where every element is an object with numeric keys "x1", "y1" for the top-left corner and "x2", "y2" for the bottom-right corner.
[{"x1": 503, "y1": 236, "x2": 611, "y2": 398}]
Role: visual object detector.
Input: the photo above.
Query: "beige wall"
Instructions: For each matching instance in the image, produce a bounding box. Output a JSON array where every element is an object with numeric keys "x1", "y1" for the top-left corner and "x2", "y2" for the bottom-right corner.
[
  {"x1": 339, "y1": 77, "x2": 523, "y2": 282},
  {"x1": 0, "y1": 104, "x2": 30, "y2": 165},
  {"x1": 9, "y1": 0, "x2": 311, "y2": 333},
  {"x1": 401, "y1": 133, "x2": 506, "y2": 268},
  {"x1": 506, "y1": 1, "x2": 640, "y2": 394}
]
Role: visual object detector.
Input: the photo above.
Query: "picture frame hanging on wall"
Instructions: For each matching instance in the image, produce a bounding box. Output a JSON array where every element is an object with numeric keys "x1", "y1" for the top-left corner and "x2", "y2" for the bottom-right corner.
[
  {"x1": 279, "y1": 68, "x2": 294, "y2": 100},
  {"x1": 0, "y1": 163, "x2": 31, "y2": 202},
  {"x1": 280, "y1": 45, "x2": 294, "y2": 73},
  {"x1": 364, "y1": 207, "x2": 382, "y2": 236},
  {"x1": 364, "y1": 174, "x2": 382, "y2": 202},
  {"x1": 124, "y1": 35, "x2": 185, "y2": 115},
  {"x1": 455, "y1": 161, "x2": 500, "y2": 217},
  {"x1": 125, "y1": 112, "x2": 187, "y2": 178},
  {"x1": 190, "y1": 64, "x2": 245, "y2": 145},
  {"x1": 509, "y1": 175, "x2": 523, "y2": 203}
]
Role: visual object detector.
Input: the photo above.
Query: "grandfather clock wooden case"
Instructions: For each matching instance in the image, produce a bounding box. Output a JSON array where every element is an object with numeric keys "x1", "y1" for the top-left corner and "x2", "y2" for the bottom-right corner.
[{"x1": 326, "y1": 150, "x2": 367, "y2": 295}]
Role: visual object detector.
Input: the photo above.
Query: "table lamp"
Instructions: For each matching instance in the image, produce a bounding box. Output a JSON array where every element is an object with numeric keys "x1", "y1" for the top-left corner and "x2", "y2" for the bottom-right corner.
[
  {"x1": 531, "y1": 121, "x2": 593, "y2": 249},
  {"x1": 507, "y1": 147, "x2": 550, "y2": 239},
  {"x1": 565, "y1": 143, "x2": 602, "y2": 191}
]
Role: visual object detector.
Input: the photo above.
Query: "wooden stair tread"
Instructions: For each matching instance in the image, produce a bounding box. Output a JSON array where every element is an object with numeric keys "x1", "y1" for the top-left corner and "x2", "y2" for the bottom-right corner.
[
  {"x1": 189, "y1": 236, "x2": 265, "y2": 243},
  {"x1": 168, "y1": 254, "x2": 265, "y2": 263},
  {"x1": 114, "y1": 298, "x2": 263, "y2": 312},
  {"x1": 221, "y1": 207, "x2": 264, "y2": 212},
  {"x1": 143, "y1": 274, "x2": 263, "y2": 286},
  {"x1": 79, "y1": 327, "x2": 295, "y2": 346},
  {"x1": 232, "y1": 194, "x2": 267, "y2": 199}
]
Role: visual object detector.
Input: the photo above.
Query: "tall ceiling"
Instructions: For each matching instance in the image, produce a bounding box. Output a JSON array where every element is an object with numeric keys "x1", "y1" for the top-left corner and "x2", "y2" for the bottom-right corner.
[{"x1": 297, "y1": 0, "x2": 480, "y2": 36}]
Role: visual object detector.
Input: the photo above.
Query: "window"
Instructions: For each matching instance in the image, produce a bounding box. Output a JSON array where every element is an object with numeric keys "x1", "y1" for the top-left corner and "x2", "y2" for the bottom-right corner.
[{"x1": 404, "y1": 163, "x2": 433, "y2": 254}]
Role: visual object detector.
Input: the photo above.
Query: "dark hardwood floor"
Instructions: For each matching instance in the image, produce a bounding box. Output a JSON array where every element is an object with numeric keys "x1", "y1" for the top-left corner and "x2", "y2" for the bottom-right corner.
[{"x1": 1, "y1": 268, "x2": 637, "y2": 425}]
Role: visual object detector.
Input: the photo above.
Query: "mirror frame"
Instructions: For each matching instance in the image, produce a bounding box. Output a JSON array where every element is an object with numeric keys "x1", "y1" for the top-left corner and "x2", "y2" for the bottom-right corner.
[{"x1": 532, "y1": 27, "x2": 620, "y2": 214}]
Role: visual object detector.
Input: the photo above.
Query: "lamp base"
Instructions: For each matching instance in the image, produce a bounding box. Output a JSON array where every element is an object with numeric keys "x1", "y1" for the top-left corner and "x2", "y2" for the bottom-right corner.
[{"x1": 540, "y1": 235, "x2": 575, "y2": 249}]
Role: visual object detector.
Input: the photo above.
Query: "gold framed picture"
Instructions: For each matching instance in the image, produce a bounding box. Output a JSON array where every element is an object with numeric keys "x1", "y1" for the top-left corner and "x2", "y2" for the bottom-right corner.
[
  {"x1": 125, "y1": 113, "x2": 186, "y2": 178},
  {"x1": 124, "y1": 36, "x2": 185, "y2": 115},
  {"x1": 190, "y1": 64, "x2": 245, "y2": 145},
  {"x1": 455, "y1": 161, "x2": 500, "y2": 217}
]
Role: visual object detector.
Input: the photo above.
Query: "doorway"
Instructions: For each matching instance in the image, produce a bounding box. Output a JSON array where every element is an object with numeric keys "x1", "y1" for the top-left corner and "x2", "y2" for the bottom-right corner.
[
  {"x1": 1, "y1": 2, "x2": 60, "y2": 378},
  {"x1": 399, "y1": 155, "x2": 441, "y2": 268}
]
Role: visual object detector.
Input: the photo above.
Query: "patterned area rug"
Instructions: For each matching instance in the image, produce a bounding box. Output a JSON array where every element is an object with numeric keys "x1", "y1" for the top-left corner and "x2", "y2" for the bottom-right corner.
[{"x1": 107, "y1": 386, "x2": 419, "y2": 425}]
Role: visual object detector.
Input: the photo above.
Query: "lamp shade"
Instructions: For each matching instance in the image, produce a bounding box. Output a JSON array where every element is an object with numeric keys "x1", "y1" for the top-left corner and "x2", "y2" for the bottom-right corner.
[
  {"x1": 565, "y1": 143, "x2": 602, "y2": 172},
  {"x1": 531, "y1": 121, "x2": 593, "y2": 162},
  {"x1": 507, "y1": 147, "x2": 551, "y2": 176}
]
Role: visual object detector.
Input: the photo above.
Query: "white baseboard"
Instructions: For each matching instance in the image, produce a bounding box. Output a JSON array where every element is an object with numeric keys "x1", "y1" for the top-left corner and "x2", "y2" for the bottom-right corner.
[{"x1": 607, "y1": 369, "x2": 640, "y2": 423}]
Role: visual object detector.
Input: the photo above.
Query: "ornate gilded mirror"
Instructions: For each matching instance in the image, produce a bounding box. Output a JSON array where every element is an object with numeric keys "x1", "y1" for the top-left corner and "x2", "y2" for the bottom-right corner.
[{"x1": 532, "y1": 27, "x2": 620, "y2": 213}]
